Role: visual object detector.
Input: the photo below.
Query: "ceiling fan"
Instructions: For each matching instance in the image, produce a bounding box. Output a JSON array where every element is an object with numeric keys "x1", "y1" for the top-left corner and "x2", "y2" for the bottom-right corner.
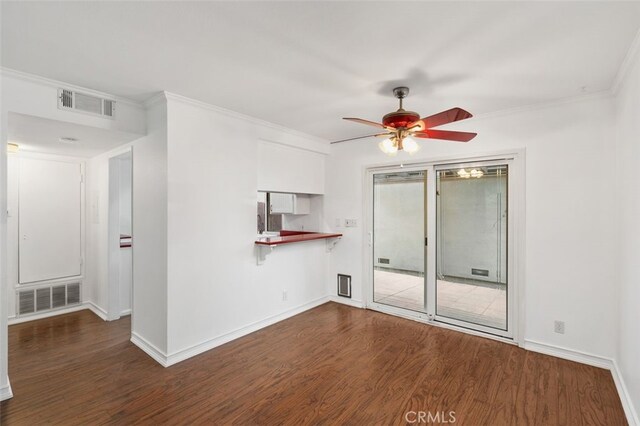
[{"x1": 332, "y1": 87, "x2": 477, "y2": 155}]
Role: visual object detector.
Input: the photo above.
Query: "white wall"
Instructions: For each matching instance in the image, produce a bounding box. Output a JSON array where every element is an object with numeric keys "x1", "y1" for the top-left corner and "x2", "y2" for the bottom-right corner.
[
  {"x1": 615, "y1": 45, "x2": 640, "y2": 419},
  {"x1": 130, "y1": 99, "x2": 168, "y2": 353},
  {"x1": 326, "y1": 94, "x2": 618, "y2": 359},
  {"x1": 163, "y1": 93, "x2": 329, "y2": 358}
]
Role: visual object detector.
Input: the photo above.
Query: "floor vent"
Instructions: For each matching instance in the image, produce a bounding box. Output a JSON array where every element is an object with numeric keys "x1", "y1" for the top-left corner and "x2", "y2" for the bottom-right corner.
[
  {"x1": 17, "y1": 282, "x2": 81, "y2": 317},
  {"x1": 58, "y1": 88, "x2": 115, "y2": 119},
  {"x1": 337, "y1": 274, "x2": 352, "y2": 298}
]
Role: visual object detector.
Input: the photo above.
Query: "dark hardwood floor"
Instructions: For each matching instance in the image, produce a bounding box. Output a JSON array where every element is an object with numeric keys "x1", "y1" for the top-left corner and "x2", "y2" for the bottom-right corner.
[{"x1": 0, "y1": 302, "x2": 626, "y2": 425}]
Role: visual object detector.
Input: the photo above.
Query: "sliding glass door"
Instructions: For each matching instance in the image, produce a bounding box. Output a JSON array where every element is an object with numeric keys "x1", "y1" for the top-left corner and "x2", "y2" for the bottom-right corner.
[
  {"x1": 373, "y1": 170, "x2": 427, "y2": 312},
  {"x1": 370, "y1": 160, "x2": 514, "y2": 339},
  {"x1": 435, "y1": 163, "x2": 509, "y2": 333}
]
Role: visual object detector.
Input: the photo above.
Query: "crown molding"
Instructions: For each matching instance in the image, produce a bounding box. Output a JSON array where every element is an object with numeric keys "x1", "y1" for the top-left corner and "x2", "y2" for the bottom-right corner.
[
  {"x1": 470, "y1": 89, "x2": 613, "y2": 123},
  {"x1": 143, "y1": 91, "x2": 169, "y2": 109},
  {"x1": 0, "y1": 67, "x2": 145, "y2": 109},
  {"x1": 612, "y1": 28, "x2": 640, "y2": 95},
  {"x1": 160, "y1": 91, "x2": 330, "y2": 146}
]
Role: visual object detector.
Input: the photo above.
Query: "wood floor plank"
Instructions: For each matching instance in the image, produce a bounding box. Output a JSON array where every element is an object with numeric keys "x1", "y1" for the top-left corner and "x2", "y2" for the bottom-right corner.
[{"x1": 0, "y1": 303, "x2": 627, "y2": 425}]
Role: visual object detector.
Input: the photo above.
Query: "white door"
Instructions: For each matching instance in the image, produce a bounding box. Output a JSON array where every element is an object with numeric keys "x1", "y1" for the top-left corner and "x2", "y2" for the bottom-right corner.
[{"x1": 19, "y1": 158, "x2": 82, "y2": 284}]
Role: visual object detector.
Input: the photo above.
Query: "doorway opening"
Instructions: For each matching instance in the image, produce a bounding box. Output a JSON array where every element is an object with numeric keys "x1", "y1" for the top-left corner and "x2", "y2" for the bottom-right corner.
[{"x1": 107, "y1": 151, "x2": 132, "y2": 322}]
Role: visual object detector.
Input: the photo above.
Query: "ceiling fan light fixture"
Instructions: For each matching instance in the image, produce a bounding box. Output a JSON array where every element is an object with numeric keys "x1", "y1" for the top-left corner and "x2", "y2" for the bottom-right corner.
[
  {"x1": 402, "y1": 137, "x2": 420, "y2": 154},
  {"x1": 379, "y1": 138, "x2": 398, "y2": 156}
]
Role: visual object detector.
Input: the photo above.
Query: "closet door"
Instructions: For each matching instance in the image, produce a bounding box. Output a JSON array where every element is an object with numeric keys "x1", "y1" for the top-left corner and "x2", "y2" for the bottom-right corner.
[{"x1": 19, "y1": 158, "x2": 82, "y2": 284}]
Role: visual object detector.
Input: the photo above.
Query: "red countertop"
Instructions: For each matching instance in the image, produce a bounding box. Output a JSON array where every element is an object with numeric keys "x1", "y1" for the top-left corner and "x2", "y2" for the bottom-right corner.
[{"x1": 255, "y1": 230, "x2": 342, "y2": 246}]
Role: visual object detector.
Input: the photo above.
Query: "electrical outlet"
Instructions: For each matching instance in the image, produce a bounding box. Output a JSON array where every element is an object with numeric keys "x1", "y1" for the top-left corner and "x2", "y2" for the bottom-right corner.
[
  {"x1": 554, "y1": 320, "x2": 565, "y2": 334},
  {"x1": 282, "y1": 290, "x2": 287, "y2": 301},
  {"x1": 345, "y1": 219, "x2": 358, "y2": 227}
]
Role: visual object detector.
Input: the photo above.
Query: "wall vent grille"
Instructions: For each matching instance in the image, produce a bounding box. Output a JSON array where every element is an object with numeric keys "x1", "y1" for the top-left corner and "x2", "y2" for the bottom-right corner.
[
  {"x1": 36, "y1": 288, "x2": 51, "y2": 311},
  {"x1": 57, "y1": 89, "x2": 115, "y2": 119},
  {"x1": 18, "y1": 290, "x2": 35, "y2": 315},
  {"x1": 17, "y1": 282, "x2": 81, "y2": 317},
  {"x1": 337, "y1": 274, "x2": 352, "y2": 298}
]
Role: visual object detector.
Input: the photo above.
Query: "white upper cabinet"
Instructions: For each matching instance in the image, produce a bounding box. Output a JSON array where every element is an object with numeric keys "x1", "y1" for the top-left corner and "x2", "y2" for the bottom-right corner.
[
  {"x1": 270, "y1": 193, "x2": 311, "y2": 215},
  {"x1": 257, "y1": 141, "x2": 325, "y2": 195}
]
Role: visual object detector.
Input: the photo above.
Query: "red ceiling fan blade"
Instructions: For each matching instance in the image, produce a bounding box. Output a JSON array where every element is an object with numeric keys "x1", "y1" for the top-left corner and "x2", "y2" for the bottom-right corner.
[
  {"x1": 413, "y1": 129, "x2": 477, "y2": 142},
  {"x1": 343, "y1": 117, "x2": 388, "y2": 129},
  {"x1": 414, "y1": 107, "x2": 473, "y2": 130},
  {"x1": 330, "y1": 132, "x2": 393, "y2": 144}
]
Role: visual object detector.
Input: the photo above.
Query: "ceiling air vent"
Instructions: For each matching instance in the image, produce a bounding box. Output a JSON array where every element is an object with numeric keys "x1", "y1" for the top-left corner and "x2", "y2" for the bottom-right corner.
[{"x1": 58, "y1": 88, "x2": 116, "y2": 119}]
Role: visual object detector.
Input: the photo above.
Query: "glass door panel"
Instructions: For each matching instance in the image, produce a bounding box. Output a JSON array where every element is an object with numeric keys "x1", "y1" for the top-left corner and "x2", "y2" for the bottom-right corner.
[
  {"x1": 373, "y1": 170, "x2": 427, "y2": 313},
  {"x1": 435, "y1": 164, "x2": 508, "y2": 331}
]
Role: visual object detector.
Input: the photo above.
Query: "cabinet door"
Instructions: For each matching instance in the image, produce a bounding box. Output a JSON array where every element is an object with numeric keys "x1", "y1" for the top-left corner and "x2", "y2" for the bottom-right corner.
[
  {"x1": 19, "y1": 158, "x2": 82, "y2": 284},
  {"x1": 270, "y1": 193, "x2": 294, "y2": 214}
]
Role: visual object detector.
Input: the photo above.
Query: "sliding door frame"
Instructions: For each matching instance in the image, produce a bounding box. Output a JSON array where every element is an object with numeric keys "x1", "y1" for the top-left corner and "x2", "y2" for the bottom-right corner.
[{"x1": 362, "y1": 149, "x2": 526, "y2": 346}]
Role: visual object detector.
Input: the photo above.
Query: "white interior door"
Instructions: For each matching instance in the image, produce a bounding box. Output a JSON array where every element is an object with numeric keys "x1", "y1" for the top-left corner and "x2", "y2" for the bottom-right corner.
[{"x1": 19, "y1": 158, "x2": 82, "y2": 284}]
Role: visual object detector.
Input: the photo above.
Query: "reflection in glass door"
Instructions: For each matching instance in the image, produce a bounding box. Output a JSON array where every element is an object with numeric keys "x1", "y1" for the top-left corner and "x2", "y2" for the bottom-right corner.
[
  {"x1": 435, "y1": 164, "x2": 508, "y2": 331},
  {"x1": 373, "y1": 170, "x2": 427, "y2": 313}
]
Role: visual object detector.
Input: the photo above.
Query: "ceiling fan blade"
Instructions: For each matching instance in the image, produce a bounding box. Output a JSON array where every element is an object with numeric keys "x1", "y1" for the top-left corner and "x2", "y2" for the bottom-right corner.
[
  {"x1": 414, "y1": 107, "x2": 473, "y2": 130},
  {"x1": 330, "y1": 133, "x2": 393, "y2": 144},
  {"x1": 343, "y1": 117, "x2": 388, "y2": 129},
  {"x1": 412, "y1": 129, "x2": 477, "y2": 142}
]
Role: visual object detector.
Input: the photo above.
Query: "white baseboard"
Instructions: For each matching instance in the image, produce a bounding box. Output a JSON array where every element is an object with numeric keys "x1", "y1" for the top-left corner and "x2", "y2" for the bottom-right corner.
[
  {"x1": 86, "y1": 301, "x2": 108, "y2": 321},
  {"x1": 8, "y1": 303, "x2": 89, "y2": 325},
  {"x1": 611, "y1": 359, "x2": 640, "y2": 426},
  {"x1": 164, "y1": 296, "x2": 330, "y2": 366},
  {"x1": 130, "y1": 332, "x2": 168, "y2": 367},
  {"x1": 120, "y1": 309, "x2": 131, "y2": 316},
  {"x1": 524, "y1": 339, "x2": 613, "y2": 369},
  {"x1": 7, "y1": 301, "x2": 108, "y2": 325},
  {"x1": 0, "y1": 379, "x2": 13, "y2": 401},
  {"x1": 524, "y1": 339, "x2": 638, "y2": 425},
  {"x1": 329, "y1": 295, "x2": 364, "y2": 308}
]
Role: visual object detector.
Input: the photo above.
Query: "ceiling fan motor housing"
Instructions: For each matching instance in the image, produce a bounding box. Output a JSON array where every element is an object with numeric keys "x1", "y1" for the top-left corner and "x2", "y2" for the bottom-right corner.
[{"x1": 382, "y1": 110, "x2": 420, "y2": 128}]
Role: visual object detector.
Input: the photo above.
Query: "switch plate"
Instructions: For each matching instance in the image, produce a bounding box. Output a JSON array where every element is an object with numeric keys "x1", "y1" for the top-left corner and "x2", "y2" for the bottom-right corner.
[{"x1": 345, "y1": 219, "x2": 358, "y2": 227}]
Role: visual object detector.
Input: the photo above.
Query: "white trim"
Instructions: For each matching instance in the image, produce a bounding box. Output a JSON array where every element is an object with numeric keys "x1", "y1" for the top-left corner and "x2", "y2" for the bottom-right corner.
[
  {"x1": 9, "y1": 303, "x2": 86, "y2": 325},
  {"x1": 120, "y1": 309, "x2": 131, "y2": 316},
  {"x1": 164, "y1": 296, "x2": 330, "y2": 366},
  {"x1": 86, "y1": 301, "x2": 108, "y2": 321},
  {"x1": 328, "y1": 296, "x2": 364, "y2": 308},
  {"x1": 0, "y1": 379, "x2": 12, "y2": 401},
  {"x1": 130, "y1": 332, "x2": 168, "y2": 367},
  {"x1": 7, "y1": 301, "x2": 106, "y2": 325},
  {"x1": 611, "y1": 359, "x2": 640, "y2": 426},
  {"x1": 612, "y1": 28, "x2": 640, "y2": 95},
  {"x1": 524, "y1": 339, "x2": 638, "y2": 426},
  {"x1": 0, "y1": 67, "x2": 144, "y2": 109},
  {"x1": 161, "y1": 91, "x2": 330, "y2": 154},
  {"x1": 524, "y1": 339, "x2": 612, "y2": 369}
]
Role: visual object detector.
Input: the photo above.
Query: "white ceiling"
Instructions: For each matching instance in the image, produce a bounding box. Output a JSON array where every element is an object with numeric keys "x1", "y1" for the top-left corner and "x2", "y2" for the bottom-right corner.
[
  {"x1": 2, "y1": 2, "x2": 639, "y2": 142},
  {"x1": 8, "y1": 113, "x2": 140, "y2": 158}
]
